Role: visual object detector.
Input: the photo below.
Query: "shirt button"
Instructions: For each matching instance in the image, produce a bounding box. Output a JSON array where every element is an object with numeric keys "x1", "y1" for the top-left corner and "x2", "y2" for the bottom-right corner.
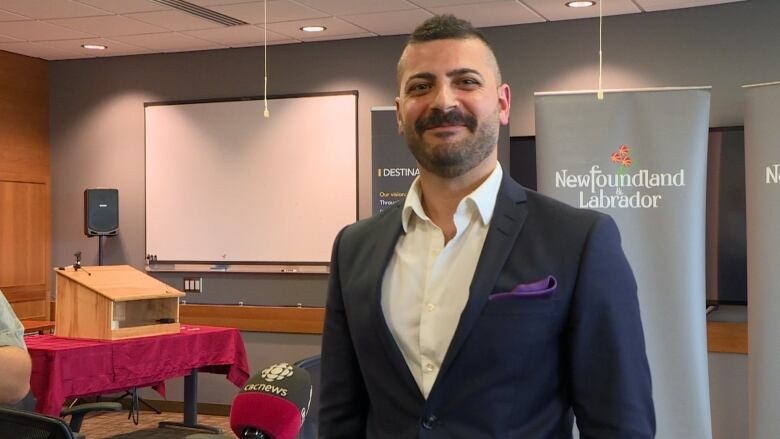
[
  {"x1": 426, "y1": 303, "x2": 435, "y2": 311},
  {"x1": 425, "y1": 363, "x2": 435, "y2": 373},
  {"x1": 421, "y1": 415, "x2": 438, "y2": 430}
]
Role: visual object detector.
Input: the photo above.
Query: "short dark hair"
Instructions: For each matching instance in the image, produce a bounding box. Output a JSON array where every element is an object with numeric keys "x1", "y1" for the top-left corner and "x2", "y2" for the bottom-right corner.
[
  {"x1": 398, "y1": 15, "x2": 502, "y2": 84},
  {"x1": 407, "y1": 14, "x2": 490, "y2": 46}
]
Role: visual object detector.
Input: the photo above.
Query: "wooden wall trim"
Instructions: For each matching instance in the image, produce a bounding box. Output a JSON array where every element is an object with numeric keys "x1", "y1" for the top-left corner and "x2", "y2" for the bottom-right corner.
[
  {"x1": 178, "y1": 304, "x2": 747, "y2": 352},
  {"x1": 115, "y1": 398, "x2": 230, "y2": 417},
  {"x1": 0, "y1": 172, "x2": 48, "y2": 184},
  {"x1": 179, "y1": 304, "x2": 325, "y2": 335},
  {"x1": 707, "y1": 321, "x2": 747, "y2": 354}
]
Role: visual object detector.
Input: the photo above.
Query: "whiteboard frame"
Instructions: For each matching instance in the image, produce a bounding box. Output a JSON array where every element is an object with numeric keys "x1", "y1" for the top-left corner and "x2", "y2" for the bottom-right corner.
[{"x1": 144, "y1": 91, "x2": 358, "y2": 273}]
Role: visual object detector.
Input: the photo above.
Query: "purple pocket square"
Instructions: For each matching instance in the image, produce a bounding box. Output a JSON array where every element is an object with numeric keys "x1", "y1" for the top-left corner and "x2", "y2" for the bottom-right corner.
[{"x1": 489, "y1": 276, "x2": 557, "y2": 300}]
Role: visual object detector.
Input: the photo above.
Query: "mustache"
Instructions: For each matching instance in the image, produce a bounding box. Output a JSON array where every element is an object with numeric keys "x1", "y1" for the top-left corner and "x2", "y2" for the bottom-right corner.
[{"x1": 415, "y1": 110, "x2": 478, "y2": 135}]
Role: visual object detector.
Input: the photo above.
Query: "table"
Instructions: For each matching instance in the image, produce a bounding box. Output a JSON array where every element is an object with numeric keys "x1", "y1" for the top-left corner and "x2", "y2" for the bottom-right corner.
[
  {"x1": 26, "y1": 325, "x2": 249, "y2": 429},
  {"x1": 22, "y1": 320, "x2": 55, "y2": 335}
]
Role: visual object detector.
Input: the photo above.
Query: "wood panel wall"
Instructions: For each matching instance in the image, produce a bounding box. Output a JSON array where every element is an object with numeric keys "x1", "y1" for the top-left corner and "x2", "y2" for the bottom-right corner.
[{"x1": 0, "y1": 50, "x2": 50, "y2": 320}]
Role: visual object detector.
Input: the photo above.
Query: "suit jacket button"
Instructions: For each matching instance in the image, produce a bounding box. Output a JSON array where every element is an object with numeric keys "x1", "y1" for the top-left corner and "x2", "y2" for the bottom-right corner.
[{"x1": 421, "y1": 415, "x2": 438, "y2": 430}]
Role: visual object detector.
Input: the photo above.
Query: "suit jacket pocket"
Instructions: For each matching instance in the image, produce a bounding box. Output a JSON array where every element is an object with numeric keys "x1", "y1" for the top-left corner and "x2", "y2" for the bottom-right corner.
[
  {"x1": 481, "y1": 297, "x2": 559, "y2": 316},
  {"x1": 489, "y1": 276, "x2": 557, "y2": 301}
]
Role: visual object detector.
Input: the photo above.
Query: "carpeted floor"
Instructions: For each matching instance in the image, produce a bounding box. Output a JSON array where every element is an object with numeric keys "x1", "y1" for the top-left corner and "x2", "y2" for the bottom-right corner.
[{"x1": 77, "y1": 411, "x2": 232, "y2": 439}]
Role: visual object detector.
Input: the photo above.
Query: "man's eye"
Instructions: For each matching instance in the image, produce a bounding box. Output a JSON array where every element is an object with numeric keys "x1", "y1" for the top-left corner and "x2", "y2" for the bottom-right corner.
[
  {"x1": 459, "y1": 78, "x2": 480, "y2": 87},
  {"x1": 407, "y1": 83, "x2": 430, "y2": 94}
]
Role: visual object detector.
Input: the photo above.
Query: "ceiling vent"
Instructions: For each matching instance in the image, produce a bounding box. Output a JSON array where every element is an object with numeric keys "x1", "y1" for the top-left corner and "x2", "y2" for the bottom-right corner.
[{"x1": 151, "y1": 0, "x2": 249, "y2": 26}]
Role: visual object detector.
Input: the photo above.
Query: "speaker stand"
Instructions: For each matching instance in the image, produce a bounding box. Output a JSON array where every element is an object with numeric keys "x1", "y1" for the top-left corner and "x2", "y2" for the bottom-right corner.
[
  {"x1": 98, "y1": 235, "x2": 106, "y2": 266},
  {"x1": 96, "y1": 233, "x2": 163, "y2": 422}
]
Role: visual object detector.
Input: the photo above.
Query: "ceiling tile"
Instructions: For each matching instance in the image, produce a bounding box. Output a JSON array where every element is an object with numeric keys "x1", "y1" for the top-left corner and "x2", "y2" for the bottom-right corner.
[
  {"x1": 0, "y1": 41, "x2": 83, "y2": 60},
  {"x1": 0, "y1": 0, "x2": 109, "y2": 19},
  {"x1": 112, "y1": 32, "x2": 227, "y2": 52},
  {"x1": 343, "y1": 9, "x2": 433, "y2": 36},
  {"x1": 0, "y1": 20, "x2": 95, "y2": 41},
  {"x1": 89, "y1": 47, "x2": 149, "y2": 56},
  {"x1": 47, "y1": 15, "x2": 168, "y2": 37},
  {"x1": 187, "y1": 0, "x2": 259, "y2": 5},
  {"x1": 408, "y1": 0, "x2": 498, "y2": 7},
  {"x1": 230, "y1": 38, "x2": 299, "y2": 47},
  {"x1": 183, "y1": 24, "x2": 290, "y2": 46},
  {"x1": 521, "y1": 0, "x2": 639, "y2": 20},
  {"x1": 0, "y1": 33, "x2": 21, "y2": 43},
  {"x1": 126, "y1": 10, "x2": 223, "y2": 31},
  {"x1": 295, "y1": 0, "x2": 418, "y2": 15},
  {"x1": 209, "y1": 1, "x2": 329, "y2": 25},
  {"x1": 0, "y1": 9, "x2": 27, "y2": 22},
  {"x1": 634, "y1": 0, "x2": 747, "y2": 12},
  {"x1": 303, "y1": 32, "x2": 376, "y2": 43},
  {"x1": 75, "y1": 0, "x2": 171, "y2": 14},
  {"x1": 428, "y1": 1, "x2": 544, "y2": 27},
  {"x1": 38, "y1": 36, "x2": 147, "y2": 56},
  {"x1": 265, "y1": 17, "x2": 372, "y2": 41}
]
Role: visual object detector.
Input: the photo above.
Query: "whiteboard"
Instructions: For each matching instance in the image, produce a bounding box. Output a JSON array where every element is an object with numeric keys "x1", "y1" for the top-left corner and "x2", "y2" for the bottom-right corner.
[{"x1": 145, "y1": 92, "x2": 358, "y2": 264}]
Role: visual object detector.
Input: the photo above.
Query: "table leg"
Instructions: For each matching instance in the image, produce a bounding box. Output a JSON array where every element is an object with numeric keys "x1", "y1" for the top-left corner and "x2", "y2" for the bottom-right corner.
[
  {"x1": 183, "y1": 368, "x2": 197, "y2": 425},
  {"x1": 159, "y1": 368, "x2": 222, "y2": 433}
]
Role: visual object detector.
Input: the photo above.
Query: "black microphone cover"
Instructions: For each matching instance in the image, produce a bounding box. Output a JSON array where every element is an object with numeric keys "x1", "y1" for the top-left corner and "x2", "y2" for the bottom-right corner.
[{"x1": 230, "y1": 362, "x2": 312, "y2": 439}]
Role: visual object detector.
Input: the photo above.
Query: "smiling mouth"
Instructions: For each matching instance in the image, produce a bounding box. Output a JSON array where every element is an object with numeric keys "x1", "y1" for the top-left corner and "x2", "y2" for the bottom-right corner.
[
  {"x1": 426, "y1": 126, "x2": 466, "y2": 139},
  {"x1": 426, "y1": 123, "x2": 466, "y2": 131}
]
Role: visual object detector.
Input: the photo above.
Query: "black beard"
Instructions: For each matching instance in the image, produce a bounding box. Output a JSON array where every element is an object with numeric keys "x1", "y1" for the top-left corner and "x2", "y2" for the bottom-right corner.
[{"x1": 405, "y1": 109, "x2": 499, "y2": 178}]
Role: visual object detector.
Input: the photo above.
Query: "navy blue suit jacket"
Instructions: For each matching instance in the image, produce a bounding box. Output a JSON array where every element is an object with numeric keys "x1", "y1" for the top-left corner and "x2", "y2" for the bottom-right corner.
[{"x1": 320, "y1": 175, "x2": 655, "y2": 438}]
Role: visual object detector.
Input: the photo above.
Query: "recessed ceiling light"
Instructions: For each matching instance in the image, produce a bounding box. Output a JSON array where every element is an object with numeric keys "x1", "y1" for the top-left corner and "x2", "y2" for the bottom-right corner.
[
  {"x1": 566, "y1": 1, "x2": 596, "y2": 7},
  {"x1": 82, "y1": 44, "x2": 107, "y2": 50},
  {"x1": 300, "y1": 26, "x2": 326, "y2": 32}
]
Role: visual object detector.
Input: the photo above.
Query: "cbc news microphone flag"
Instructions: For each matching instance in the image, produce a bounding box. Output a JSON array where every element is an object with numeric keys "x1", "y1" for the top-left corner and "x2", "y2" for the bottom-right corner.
[
  {"x1": 535, "y1": 88, "x2": 712, "y2": 439},
  {"x1": 744, "y1": 81, "x2": 780, "y2": 439}
]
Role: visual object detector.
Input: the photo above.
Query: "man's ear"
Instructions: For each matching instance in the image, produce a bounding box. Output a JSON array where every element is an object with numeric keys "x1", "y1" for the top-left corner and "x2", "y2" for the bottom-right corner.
[
  {"x1": 498, "y1": 84, "x2": 511, "y2": 125},
  {"x1": 395, "y1": 97, "x2": 404, "y2": 134}
]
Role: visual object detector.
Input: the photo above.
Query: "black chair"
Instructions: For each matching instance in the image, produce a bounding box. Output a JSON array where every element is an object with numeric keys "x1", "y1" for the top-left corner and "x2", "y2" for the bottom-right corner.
[
  {"x1": 293, "y1": 354, "x2": 321, "y2": 439},
  {"x1": 0, "y1": 392, "x2": 122, "y2": 439},
  {"x1": 0, "y1": 406, "x2": 76, "y2": 439}
]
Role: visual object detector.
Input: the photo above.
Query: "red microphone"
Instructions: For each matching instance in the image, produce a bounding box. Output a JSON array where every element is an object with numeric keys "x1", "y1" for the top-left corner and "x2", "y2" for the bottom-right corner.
[{"x1": 230, "y1": 362, "x2": 312, "y2": 439}]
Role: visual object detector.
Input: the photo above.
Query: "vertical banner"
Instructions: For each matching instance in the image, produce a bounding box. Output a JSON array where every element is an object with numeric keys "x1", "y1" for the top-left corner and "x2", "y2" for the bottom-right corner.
[
  {"x1": 372, "y1": 107, "x2": 418, "y2": 215},
  {"x1": 535, "y1": 88, "x2": 712, "y2": 439},
  {"x1": 744, "y1": 81, "x2": 780, "y2": 439},
  {"x1": 372, "y1": 107, "x2": 510, "y2": 216}
]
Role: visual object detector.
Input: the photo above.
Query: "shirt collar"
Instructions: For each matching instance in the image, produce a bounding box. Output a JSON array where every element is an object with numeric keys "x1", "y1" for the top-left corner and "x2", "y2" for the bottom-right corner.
[{"x1": 401, "y1": 163, "x2": 503, "y2": 233}]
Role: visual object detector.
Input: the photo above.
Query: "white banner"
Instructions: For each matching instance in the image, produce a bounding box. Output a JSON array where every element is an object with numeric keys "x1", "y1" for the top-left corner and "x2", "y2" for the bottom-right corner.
[
  {"x1": 535, "y1": 88, "x2": 712, "y2": 439},
  {"x1": 744, "y1": 81, "x2": 780, "y2": 439}
]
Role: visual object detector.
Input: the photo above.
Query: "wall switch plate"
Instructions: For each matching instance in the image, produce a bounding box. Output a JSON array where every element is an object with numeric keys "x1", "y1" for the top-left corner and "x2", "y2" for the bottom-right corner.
[{"x1": 183, "y1": 277, "x2": 202, "y2": 292}]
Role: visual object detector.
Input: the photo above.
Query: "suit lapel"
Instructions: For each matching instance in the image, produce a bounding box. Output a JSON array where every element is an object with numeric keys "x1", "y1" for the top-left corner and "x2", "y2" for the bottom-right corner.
[
  {"x1": 368, "y1": 203, "x2": 425, "y2": 400},
  {"x1": 434, "y1": 176, "x2": 529, "y2": 385}
]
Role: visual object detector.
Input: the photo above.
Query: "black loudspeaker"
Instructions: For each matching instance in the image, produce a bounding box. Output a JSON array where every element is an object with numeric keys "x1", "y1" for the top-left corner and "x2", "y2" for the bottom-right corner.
[{"x1": 84, "y1": 189, "x2": 119, "y2": 236}]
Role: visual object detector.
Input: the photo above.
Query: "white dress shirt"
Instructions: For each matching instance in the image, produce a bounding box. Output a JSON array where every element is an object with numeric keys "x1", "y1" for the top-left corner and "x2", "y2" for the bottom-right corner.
[{"x1": 380, "y1": 163, "x2": 503, "y2": 398}]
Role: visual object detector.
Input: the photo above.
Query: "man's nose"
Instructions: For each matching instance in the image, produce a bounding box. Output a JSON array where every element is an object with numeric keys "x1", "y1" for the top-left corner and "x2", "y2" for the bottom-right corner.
[{"x1": 430, "y1": 85, "x2": 458, "y2": 111}]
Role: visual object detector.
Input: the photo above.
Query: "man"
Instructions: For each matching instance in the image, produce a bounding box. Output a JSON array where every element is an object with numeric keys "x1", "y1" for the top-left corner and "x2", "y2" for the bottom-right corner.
[
  {"x1": 320, "y1": 15, "x2": 654, "y2": 438},
  {"x1": 0, "y1": 290, "x2": 32, "y2": 405}
]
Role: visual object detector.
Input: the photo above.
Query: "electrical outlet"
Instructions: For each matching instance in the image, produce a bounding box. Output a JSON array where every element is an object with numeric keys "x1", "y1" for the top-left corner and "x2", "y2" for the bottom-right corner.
[{"x1": 183, "y1": 277, "x2": 202, "y2": 293}]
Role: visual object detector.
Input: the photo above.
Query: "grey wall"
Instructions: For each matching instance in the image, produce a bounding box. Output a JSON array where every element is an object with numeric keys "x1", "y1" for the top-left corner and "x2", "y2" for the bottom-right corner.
[{"x1": 50, "y1": 0, "x2": 773, "y2": 435}]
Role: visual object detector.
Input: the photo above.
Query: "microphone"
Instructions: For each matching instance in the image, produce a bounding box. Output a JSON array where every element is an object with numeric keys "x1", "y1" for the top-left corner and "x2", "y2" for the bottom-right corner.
[
  {"x1": 230, "y1": 362, "x2": 312, "y2": 439},
  {"x1": 73, "y1": 251, "x2": 92, "y2": 275}
]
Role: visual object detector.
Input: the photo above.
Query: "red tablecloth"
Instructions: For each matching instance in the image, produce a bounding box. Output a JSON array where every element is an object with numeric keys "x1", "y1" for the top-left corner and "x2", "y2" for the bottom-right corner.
[{"x1": 26, "y1": 325, "x2": 250, "y2": 416}]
